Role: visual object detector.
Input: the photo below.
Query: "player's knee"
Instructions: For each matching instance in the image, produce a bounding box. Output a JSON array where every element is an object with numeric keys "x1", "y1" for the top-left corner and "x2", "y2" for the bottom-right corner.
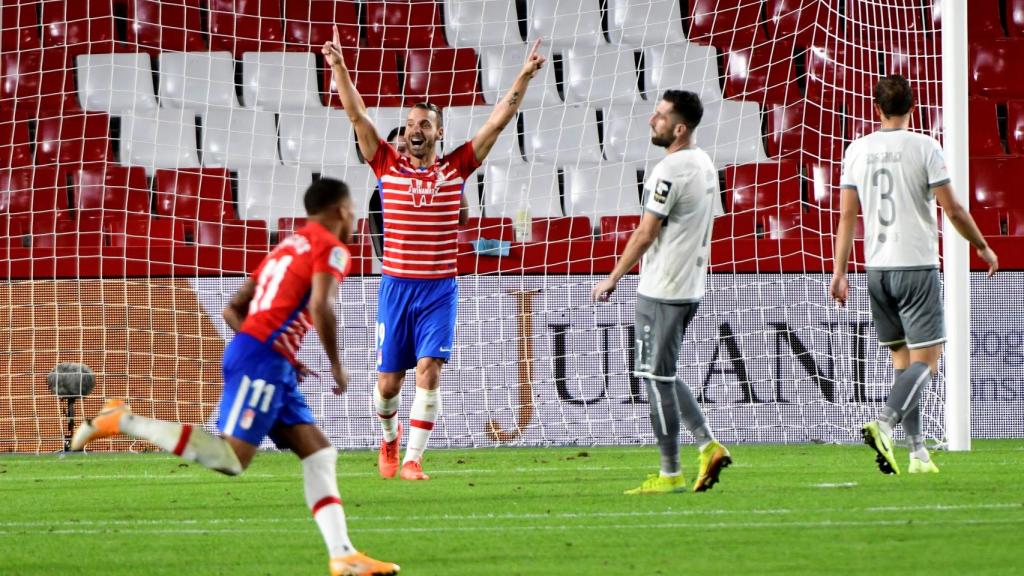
[{"x1": 415, "y1": 358, "x2": 442, "y2": 379}]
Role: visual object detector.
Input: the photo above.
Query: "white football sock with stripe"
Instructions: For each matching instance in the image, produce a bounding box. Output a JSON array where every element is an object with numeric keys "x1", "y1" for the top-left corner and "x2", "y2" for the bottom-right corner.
[
  {"x1": 403, "y1": 387, "x2": 440, "y2": 464},
  {"x1": 303, "y1": 447, "x2": 355, "y2": 558},
  {"x1": 374, "y1": 385, "x2": 401, "y2": 443},
  {"x1": 120, "y1": 415, "x2": 242, "y2": 475}
]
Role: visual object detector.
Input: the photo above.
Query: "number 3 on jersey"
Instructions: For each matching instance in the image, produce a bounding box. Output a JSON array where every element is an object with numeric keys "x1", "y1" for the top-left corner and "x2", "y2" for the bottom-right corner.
[{"x1": 250, "y1": 255, "x2": 294, "y2": 314}]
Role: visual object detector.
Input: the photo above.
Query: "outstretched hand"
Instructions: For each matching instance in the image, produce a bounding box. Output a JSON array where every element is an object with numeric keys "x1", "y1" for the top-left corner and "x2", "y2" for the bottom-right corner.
[
  {"x1": 520, "y1": 38, "x2": 547, "y2": 79},
  {"x1": 321, "y1": 25, "x2": 345, "y2": 68}
]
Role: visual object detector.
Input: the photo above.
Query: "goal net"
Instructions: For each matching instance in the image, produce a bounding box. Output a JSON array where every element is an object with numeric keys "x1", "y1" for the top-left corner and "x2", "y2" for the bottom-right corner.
[{"x1": 0, "y1": 0, "x2": 971, "y2": 453}]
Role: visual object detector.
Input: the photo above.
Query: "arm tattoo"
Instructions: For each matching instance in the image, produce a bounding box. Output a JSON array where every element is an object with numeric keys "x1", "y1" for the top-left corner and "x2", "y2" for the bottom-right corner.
[{"x1": 507, "y1": 91, "x2": 520, "y2": 108}]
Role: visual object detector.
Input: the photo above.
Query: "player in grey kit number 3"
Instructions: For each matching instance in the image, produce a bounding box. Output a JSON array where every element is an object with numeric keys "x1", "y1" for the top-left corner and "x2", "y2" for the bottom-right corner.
[{"x1": 832, "y1": 75, "x2": 999, "y2": 475}]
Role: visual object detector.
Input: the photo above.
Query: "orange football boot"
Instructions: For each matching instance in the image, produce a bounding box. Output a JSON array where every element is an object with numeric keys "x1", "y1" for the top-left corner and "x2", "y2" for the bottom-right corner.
[
  {"x1": 399, "y1": 460, "x2": 429, "y2": 481},
  {"x1": 70, "y1": 399, "x2": 129, "y2": 450},
  {"x1": 329, "y1": 552, "x2": 400, "y2": 576},
  {"x1": 378, "y1": 423, "x2": 402, "y2": 479}
]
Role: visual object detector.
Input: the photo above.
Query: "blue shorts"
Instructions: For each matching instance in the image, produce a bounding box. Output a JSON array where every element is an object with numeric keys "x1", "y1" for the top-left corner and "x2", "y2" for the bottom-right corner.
[
  {"x1": 217, "y1": 333, "x2": 316, "y2": 447},
  {"x1": 376, "y1": 275, "x2": 458, "y2": 373}
]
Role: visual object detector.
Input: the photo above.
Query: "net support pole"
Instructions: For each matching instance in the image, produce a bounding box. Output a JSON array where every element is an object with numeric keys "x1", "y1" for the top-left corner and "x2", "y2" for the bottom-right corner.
[{"x1": 941, "y1": 0, "x2": 971, "y2": 451}]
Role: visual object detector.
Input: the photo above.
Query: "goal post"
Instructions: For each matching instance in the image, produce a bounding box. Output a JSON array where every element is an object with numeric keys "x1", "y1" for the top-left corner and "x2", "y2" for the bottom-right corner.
[{"x1": 941, "y1": 0, "x2": 971, "y2": 451}]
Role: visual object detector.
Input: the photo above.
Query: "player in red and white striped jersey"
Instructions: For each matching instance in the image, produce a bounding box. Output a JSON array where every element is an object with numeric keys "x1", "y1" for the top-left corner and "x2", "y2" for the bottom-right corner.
[{"x1": 324, "y1": 27, "x2": 546, "y2": 480}]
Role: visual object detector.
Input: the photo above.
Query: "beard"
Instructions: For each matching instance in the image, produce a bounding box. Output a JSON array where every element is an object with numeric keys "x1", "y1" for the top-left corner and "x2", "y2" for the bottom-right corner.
[
  {"x1": 650, "y1": 131, "x2": 674, "y2": 148},
  {"x1": 406, "y1": 136, "x2": 436, "y2": 159}
]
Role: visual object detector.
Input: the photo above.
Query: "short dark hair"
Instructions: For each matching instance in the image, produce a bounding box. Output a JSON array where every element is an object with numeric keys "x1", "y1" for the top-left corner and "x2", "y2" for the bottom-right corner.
[
  {"x1": 386, "y1": 126, "x2": 405, "y2": 143},
  {"x1": 412, "y1": 101, "x2": 443, "y2": 126},
  {"x1": 304, "y1": 177, "x2": 350, "y2": 216},
  {"x1": 661, "y1": 90, "x2": 703, "y2": 131},
  {"x1": 874, "y1": 75, "x2": 914, "y2": 116}
]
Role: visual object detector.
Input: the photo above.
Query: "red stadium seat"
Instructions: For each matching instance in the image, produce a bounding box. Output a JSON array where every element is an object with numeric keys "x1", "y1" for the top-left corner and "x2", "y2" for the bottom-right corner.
[
  {"x1": 0, "y1": 109, "x2": 32, "y2": 168},
  {"x1": 208, "y1": 0, "x2": 284, "y2": 58},
  {"x1": 967, "y1": 98, "x2": 1006, "y2": 157},
  {"x1": 458, "y1": 217, "x2": 513, "y2": 242},
  {"x1": 598, "y1": 215, "x2": 639, "y2": 242},
  {"x1": 34, "y1": 113, "x2": 113, "y2": 167},
  {"x1": 154, "y1": 168, "x2": 236, "y2": 223},
  {"x1": 324, "y1": 48, "x2": 403, "y2": 108},
  {"x1": 971, "y1": 40, "x2": 1024, "y2": 99},
  {"x1": 840, "y1": 45, "x2": 884, "y2": 121},
  {"x1": 950, "y1": 0, "x2": 1004, "y2": 38},
  {"x1": 760, "y1": 210, "x2": 804, "y2": 239},
  {"x1": 30, "y1": 217, "x2": 103, "y2": 248},
  {"x1": 970, "y1": 157, "x2": 1024, "y2": 209},
  {"x1": 688, "y1": 0, "x2": 766, "y2": 51},
  {"x1": 404, "y1": 48, "x2": 484, "y2": 107},
  {"x1": 1009, "y1": 0, "x2": 1024, "y2": 37},
  {"x1": 40, "y1": 0, "x2": 117, "y2": 57},
  {"x1": 846, "y1": 0, "x2": 926, "y2": 44},
  {"x1": 106, "y1": 215, "x2": 187, "y2": 247},
  {"x1": 196, "y1": 220, "x2": 269, "y2": 249},
  {"x1": 971, "y1": 208, "x2": 1005, "y2": 236},
  {"x1": 0, "y1": 166, "x2": 70, "y2": 218},
  {"x1": 764, "y1": 0, "x2": 837, "y2": 46},
  {"x1": 1, "y1": 0, "x2": 40, "y2": 53},
  {"x1": 1004, "y1": 100, "x2": 1024, "y2": 155},
  {"x1": 72, "y1": 164, "x2": 150, "y2": 216},
  {"x1": 803, "y1": 163, "x2": 842, "y2": 211},
  {"x1": 533, "y1": 217, "x2": 592, "y2": 242},
  {"x1": 277, "y1": 217, "x2": 308, "y2": 232},
  {"x1": 1006, "y1": 209, "x2": 1024, "y2": 235},
  {"x1": 722, "y1": 41, "x2": 799, "y2": 106},
  {"x1": 724, "y1": 161, "x2": 803, "y2": 215},
  {"x1": 365, "y1": 1, "x2": 447, "y2": 49},
  {"x1": 804, "y1": 44, "x2": 845, "y2": 107},
  {"x1": 766, "y1": 102, "x2": 844, "y2": 163},
  {"x1": 886, "y1": 49, "x2": 942, "y2": 110},
  {"x1": 127, "y1": 0, "x2": 206, "y2": 54},
  {"x1": 1, "y1": 49, "x2": 80, "y2": 118},
  {"x1": 283, "y1": 0, "x2": 359, "y2": 50}
]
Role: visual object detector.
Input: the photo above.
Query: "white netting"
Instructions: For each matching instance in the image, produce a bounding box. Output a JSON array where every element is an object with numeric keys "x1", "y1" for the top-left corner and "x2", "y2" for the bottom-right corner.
[{"x1": 0, "y1": 0, "x2": 959, "y2": 452}]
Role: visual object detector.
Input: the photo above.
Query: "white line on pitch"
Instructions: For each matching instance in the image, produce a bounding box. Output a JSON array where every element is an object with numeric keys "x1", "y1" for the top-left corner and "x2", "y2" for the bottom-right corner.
[
  {"x1": 0, "y1": 502, "x2": 1017, "y2": 529},
  {"x1": 2, "y1": 517, "x2": 1022, "y2": 537}
]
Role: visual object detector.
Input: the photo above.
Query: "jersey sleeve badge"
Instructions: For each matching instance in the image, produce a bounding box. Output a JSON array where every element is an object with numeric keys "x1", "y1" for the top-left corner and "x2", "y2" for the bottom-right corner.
[{"x1": 328, "y1": 246, "x2": 349, "y2": 275}]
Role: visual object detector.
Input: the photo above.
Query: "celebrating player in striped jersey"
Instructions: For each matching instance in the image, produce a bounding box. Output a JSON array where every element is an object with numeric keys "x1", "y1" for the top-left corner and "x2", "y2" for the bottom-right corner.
[
  {"x1": 592, "y1": 91, "x2": 732, "y2": 494},
  {"x1": 323, "y1": 27, "x2": 546, "y2": 480},
  {"x1": 72, "y1": 179, "x2": 399, "y2": 576},
  {"x1": 832, "y1": 75, "x2": 999, "y2": 475}
]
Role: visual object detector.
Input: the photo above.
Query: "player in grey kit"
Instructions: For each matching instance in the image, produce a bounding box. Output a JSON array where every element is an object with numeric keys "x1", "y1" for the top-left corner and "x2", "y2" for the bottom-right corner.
[
  {"x1": 831, "y1": 75, "x2": 999, "y2": 474},
  {"x1": 592, "y1": 90, "x2": 731, "y2": 494}
]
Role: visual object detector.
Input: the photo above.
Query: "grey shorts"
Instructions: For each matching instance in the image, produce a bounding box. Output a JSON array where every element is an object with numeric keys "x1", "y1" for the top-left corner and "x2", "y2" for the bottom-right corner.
[
  {"x1": 867, "y1": 268, "x2": 946, "y2": 350},
  {"x1": 634, "y1": 295, "x2": 699, "y2": 382}
]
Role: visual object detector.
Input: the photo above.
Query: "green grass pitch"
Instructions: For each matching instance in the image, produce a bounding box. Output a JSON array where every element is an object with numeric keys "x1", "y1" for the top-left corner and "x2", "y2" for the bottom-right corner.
[{"x1": 3, "y1": 441, "x2": 1023, "y2": 575}]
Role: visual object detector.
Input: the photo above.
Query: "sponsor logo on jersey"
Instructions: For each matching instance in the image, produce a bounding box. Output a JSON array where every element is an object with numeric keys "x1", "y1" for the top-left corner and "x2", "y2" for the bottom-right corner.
[
  {"x1": 410, "y1": 177, "x2": 439, "y2": 207},
  {"x1": 328, "y1": 246, "x2": 348, "y2": 274}
]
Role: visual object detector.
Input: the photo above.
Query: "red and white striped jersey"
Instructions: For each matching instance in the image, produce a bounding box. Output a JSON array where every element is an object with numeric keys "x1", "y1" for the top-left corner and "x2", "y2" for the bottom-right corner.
[
  {"x1": 369, "y1": 139, "x2": 479, "y2": 279},
  {"x1": 241, "y1": 222, "x2": 351, "y2": 365}
]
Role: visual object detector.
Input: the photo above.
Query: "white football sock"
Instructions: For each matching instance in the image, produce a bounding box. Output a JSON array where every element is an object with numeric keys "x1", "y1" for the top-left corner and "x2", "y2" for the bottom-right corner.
[
  {"x1": 302, "y1": 447, "x2": 355, "y2": 558},
  {"x1": 373, "y1": 385, "x2": 401, "y2": 443},
  {"x1": 120, "y1": 414, "x2": 242, "y2": 475},
  {"x1": 403, "y1": 387, "x2": 440, "y2": 464},
  {"x1": 910, "y1": 447, "x2": 931, "y2": 463}
]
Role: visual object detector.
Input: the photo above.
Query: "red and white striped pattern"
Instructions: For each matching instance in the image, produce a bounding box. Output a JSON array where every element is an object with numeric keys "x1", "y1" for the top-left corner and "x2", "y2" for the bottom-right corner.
[{"x1": 370, "y1": 140, "x2": 479, "y2": 279}]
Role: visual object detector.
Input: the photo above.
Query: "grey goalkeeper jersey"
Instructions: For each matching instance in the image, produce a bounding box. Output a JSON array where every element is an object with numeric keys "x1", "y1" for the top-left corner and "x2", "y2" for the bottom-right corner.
[
  {"x1": 840, "y1": 128, "x2": 950, "y2": 270},
  {"x1": 637, "y1": 147, "x2": 723, "y2": 303}
]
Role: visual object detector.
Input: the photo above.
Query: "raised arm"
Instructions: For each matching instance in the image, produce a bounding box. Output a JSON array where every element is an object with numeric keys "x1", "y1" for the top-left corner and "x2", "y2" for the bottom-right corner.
[
  {"x1": 933, "y1": 184, "x2": 999, "y2": 277},
  {"x1": 323, "y1": 25, "x2": 380, "y2": 163},
  {"x1": 471, "y1": 39, "x2": 547, "y2": 164}
]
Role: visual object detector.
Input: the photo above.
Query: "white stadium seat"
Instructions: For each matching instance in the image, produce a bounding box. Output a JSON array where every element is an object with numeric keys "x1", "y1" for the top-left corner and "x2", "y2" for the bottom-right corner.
[
  {"x1": 522, "y1": 105, "x2": 602, "y2": 165},
  {"x1": 443, "y1": 105, "x2": 522, "y2": 165},
  {"x1": 279, "y1": 109, "x2": 359, "y2": 168},
  {"x1": 701, "y1": 99, "x2": 769, "y2": 167},
  {"x1": 603, "y1": 105, "x2": 661, "y2": 165},
  {"x1": 365, "y1": 107, "x2": 410, "y2": 149},
  {"x1": 76, "y1": 53, "x2": 158, "y2": 113},
  {"x1": 481, "y1": 44, "x2": 561, "y2": 107},
  {"x1": 444, "y1": 0, "x2": 522, "y2": 48},
  {"x1": 564, "y1": 44, "x2": 642, "y2": 106},
  {"x1": 526, "y1": 0, "x2": 603, "y2": 49},
  {"x1": 564, "y1": 162, "x2": 642, "y2": 221},
  {"x1": 237, "y1": 165, "x2": 315, "y2": 226},
  {"x1": 607, "y1": 0, "x2": 686, "y2": 47},
  {"x1": 119, "y1": 108, "x2": 201, "y2": 175},
  {"x1": 483, "y1": 163, "x2": 562, "y2": 218},
  {"x1": 242, "y1": 52, "x2": 322, "y2": 112},
  {"x1": 643, "y1": 42, "x2": 723, "y2": 103},
  {"x1": 201, "y1": 107, "x2": 279, "y2": 169},
  {"x1": 321, "y1": 164, "x2": 378, "y2": 221},
  {"x1": 158, "y1": 51, "x2": 238, "y2": 109}
]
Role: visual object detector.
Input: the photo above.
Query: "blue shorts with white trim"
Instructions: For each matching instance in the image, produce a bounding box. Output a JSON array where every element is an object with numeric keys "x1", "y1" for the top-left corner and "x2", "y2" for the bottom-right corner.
[
  {"x1": 217, "y1": 333, "x2": 315, "y2": 447},
  {"x1": 376, "y1": 274, "x2": 458, "y2": 373}
]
